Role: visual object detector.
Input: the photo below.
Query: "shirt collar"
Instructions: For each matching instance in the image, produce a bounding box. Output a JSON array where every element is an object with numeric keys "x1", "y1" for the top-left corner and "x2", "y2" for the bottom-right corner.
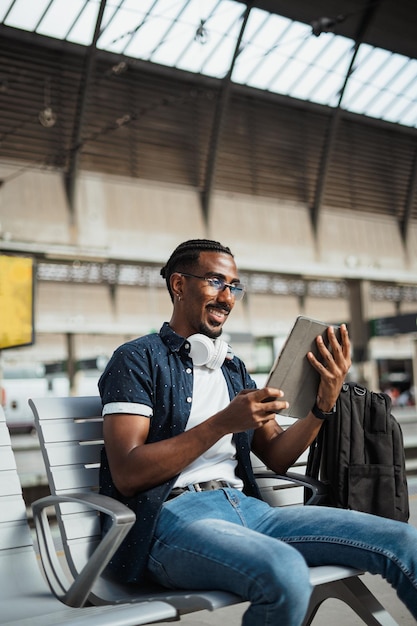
[{"x1": 159, "y1": 321, "x2": 187, "y2": 353}]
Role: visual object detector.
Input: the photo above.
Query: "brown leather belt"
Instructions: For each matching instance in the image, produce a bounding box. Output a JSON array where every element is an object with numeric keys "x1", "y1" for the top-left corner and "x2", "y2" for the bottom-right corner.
[{"x1": 167, "y1": 480, "x2": 231, "y2": 500}]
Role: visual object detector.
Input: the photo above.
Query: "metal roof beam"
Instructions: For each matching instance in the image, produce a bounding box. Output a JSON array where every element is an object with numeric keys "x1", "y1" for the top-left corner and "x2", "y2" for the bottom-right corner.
[
  {"x1": 310, "y1": 0, "x2": 383, "y2": 234},
  {"x1": 64, "y1": 0, "x2": 107, "y2": 215},
  {"x1": 201, "y1": 3, "x2": 253, "y2": 226},
  {"x1": 401, "y1": 146, "x2": 417, "y2": 243}
]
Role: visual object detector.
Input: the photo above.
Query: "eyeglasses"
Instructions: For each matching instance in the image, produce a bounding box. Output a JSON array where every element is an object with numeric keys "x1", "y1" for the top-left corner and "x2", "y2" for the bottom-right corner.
[{"x1": 180, "y1": 272, "x2": 246, "y2": 301}]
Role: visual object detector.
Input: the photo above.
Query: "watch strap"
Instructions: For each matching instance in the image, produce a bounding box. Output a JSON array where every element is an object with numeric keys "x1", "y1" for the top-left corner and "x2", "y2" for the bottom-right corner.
[{"x1": 311, "y1": 402, "x2": 336, "y2": 420}]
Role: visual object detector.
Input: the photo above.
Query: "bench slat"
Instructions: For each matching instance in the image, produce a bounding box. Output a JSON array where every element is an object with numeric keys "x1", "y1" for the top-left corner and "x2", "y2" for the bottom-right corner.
[
  {"x1": 48, "y1": 465, "x2": 100, "y2": 491},
  {"x1": 39, "y1": 419, "x2": 103, "y2": 444},
  {"x1": 0, "y1": 495, "x2": 27, "y2": 524},
  {"x1": 44, "y1": 442, "x2": 103, "y2": 467},
  {"x1": 0, "y1": 471, "x2": 22, "y2": 497},
  {"x1": 30, "y1": 396, "x2": 102, "y2": 420},
  {"x1": 0, "y1": 446, "x2": 17, "y2": 472},
  {"x1": 0, "y1": 521, "x2": 33, "y2": 551}
]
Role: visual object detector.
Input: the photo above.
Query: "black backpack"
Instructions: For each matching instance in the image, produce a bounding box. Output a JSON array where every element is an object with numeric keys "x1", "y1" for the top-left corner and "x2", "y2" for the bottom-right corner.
[{"x1": 305, "y1": 381, "x2": 409, "y2": 522}]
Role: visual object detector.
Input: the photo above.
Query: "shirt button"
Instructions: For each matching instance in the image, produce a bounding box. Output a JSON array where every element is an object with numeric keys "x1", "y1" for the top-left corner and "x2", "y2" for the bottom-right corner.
[
  {"x1": 186, "y1": 397, "x2": 192, "y2": 403},
  {"x1": 186, "y1": 368, "x2": 192, "y2": 374}
]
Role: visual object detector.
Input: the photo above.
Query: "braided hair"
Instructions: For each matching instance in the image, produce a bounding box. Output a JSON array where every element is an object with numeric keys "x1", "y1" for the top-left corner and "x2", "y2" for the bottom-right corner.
[{"x1": 160, "y1": 239, "x2": 233, "y2": 301}]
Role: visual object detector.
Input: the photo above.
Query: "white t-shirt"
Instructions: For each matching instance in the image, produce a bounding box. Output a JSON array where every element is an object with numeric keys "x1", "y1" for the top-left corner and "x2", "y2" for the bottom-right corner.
[{"x1": 173, "y1": 365, "x2": 244, "y2": 490}]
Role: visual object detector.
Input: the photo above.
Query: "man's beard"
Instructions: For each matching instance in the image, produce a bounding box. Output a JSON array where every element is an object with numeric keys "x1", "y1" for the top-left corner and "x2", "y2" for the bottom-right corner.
[{"x1": 198, "y1": 321, "x2": 223, "y2": 340}]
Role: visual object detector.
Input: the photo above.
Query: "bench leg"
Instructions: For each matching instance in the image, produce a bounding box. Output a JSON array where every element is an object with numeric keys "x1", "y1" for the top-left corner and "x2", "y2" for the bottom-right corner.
[{"x1": 303, "y1": 576, "x2": 399, "y2": 626}]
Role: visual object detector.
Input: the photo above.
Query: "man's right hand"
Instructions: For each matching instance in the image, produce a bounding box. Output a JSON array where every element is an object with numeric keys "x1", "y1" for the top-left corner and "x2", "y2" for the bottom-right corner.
[{"x1": 214, "y1": 387, "x2": 288, "y2": 435}]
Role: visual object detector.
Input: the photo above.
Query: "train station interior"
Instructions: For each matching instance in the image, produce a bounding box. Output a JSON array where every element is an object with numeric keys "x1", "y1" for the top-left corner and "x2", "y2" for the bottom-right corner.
[
  {"x1": 0, "y1": 2, "x2": 416, "y2": 623},
  {"x1": 1, "y1": 0, "x2": 416, "y2": 408}
]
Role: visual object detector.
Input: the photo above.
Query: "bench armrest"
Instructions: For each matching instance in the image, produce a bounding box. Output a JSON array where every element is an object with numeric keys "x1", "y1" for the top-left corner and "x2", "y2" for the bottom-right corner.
[
  {"x1": 254, "y1": 470, "x2": 328, "y2": 506},
  {"x1": 32, "y1": 492, "x2": 135, "y2": 608}
]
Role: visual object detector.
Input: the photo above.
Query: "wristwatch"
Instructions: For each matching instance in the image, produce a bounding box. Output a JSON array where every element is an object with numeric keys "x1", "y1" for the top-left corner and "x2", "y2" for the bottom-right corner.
[{"x1": 311, "y1": 402, "x2": 336, "y2": 420}]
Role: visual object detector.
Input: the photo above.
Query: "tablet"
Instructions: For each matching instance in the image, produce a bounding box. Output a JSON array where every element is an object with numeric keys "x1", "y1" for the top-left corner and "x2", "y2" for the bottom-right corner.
[{"x1": 265, "y1": 316, "x2": 341, "y2": 419}]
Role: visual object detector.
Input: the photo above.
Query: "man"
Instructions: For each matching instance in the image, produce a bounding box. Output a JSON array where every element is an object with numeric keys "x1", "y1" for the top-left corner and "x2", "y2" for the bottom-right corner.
[{"x1": 99, "y1": 239, "x2": 417, "y2": 626}]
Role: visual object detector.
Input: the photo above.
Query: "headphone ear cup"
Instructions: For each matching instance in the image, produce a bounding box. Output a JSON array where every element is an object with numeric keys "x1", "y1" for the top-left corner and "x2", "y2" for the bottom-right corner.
[
  {"x1": 207, "y1": 339, "x2": 228, "y2": 369},
  {"x1": 187, "y1": 334, "x2": 228, "y2": 369},
  {"x1": 188, "y1": 334, "x2": 213, "y2": 366}
]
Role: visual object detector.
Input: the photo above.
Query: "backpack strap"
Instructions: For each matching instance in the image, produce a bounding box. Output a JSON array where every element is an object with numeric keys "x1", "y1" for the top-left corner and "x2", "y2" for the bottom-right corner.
[{"x1": 304, "y1": 425, "x2": 326, "y2": 503}]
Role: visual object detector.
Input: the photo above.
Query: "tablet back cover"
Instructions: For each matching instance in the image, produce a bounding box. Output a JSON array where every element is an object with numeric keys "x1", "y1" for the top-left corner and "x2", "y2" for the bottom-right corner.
[{"x1": 265, "y1": 316, "x2": 340, "y2": 419}]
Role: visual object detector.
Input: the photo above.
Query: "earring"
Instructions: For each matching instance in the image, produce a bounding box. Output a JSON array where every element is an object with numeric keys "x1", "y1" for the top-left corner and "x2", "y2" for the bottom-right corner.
[{"x1": 177, "y1": 294, "x2": 181, "y2": 301}]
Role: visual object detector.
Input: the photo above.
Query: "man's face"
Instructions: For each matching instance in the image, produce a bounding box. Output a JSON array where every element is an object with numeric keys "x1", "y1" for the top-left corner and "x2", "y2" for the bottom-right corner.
[{"x1": 179, "y1": 251, "x2": 240, "y2": 339}]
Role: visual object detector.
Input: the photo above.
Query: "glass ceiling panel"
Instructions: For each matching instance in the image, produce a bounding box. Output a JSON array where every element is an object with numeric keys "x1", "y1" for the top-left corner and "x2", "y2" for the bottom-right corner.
[
  {"x1": 200, "y1": 6, "x2": 243, "y2": 77},
  {"x1": 36, "y1": 0, "x2": 89, "y2": 39},
  {"x1": 67, "y1": 1, "x2": 101, "y2": 45},
  {"x1": 2, "y1": 0, "x2": 51, "y2": 30},
  {"x1": 97, "y1": 4, "x2": 141, "y2": 53},
  {"x1": 1, "y1": 0, "x2": 416, "y2": 128}
]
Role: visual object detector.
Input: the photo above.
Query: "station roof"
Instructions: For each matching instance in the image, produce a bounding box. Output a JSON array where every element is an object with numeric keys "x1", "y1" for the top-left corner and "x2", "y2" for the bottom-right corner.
[
  {"x1": 1, "y1": 1, "x2": 416, "y2": 236},
  {"x1": 1, "y1": 0, "x2": 416, "y2": 128}
]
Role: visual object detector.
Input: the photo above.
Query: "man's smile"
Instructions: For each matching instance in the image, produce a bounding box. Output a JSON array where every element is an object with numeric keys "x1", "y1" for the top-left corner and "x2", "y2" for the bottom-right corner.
[{"x1": 207, "y1": 306, "x2": 230, "y2": 324}]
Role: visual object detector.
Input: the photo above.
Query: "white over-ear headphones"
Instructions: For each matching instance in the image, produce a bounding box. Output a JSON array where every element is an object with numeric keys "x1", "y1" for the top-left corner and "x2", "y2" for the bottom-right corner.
[{"x1": 187, "y1": 334, "x2": 232, "y2": 369}]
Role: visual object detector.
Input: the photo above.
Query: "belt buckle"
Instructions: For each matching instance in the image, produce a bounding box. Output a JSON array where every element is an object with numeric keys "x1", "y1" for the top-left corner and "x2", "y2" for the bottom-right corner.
[{"x1": 194, "y1": 480, "x2": 228, "y2": 491}]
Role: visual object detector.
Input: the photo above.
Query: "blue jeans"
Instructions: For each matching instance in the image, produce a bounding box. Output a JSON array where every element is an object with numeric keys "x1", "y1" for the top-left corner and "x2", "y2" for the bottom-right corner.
[{"x1": 147, "y1": 489, "x2": 417, "y2": 626}]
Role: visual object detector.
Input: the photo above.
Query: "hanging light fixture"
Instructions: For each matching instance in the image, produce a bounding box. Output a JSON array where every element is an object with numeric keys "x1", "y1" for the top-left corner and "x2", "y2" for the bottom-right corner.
[
  {"x1": 194, "y1": 19, "x2": 209, "y2": 44},
  {"x1": 39, "y1": 106, "x2": 57, "y2": 128},
  {"x1": 39, "y1": 77, "x2": 57, "y2": 128},
  {"x1": 311, "y1": 14, "x2": 346, "y2": 36}
]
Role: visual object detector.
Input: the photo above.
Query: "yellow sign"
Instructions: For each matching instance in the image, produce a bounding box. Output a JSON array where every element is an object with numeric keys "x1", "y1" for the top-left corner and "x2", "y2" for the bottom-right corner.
[{"x1": 0, "y1": 255, "x2": 35, "y2": 350}]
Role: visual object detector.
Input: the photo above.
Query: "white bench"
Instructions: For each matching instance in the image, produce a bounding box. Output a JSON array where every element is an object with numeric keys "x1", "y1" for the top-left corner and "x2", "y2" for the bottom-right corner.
[
  {"x1": 0, "y1": 405, "x2": 176, "y2": 625},
  {"x1": 29, "y1": 395, "x2": 399, "y2": 625}
]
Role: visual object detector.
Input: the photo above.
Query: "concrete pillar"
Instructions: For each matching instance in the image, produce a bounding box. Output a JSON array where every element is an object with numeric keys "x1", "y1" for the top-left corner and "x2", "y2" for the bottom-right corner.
[
  {"x1": 66, "y1": 333, "x2": 76, "y2": 395},
  {"x1": 347, "y1": 279, "x2": 370, "y2": 364}
]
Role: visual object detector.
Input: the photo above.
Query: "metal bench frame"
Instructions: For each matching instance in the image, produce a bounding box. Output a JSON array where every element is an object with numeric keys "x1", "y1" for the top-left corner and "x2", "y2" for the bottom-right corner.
[
  {"x1": 0, "y1": 405, "x2": 176, "y2": 625},
  {"x1": 29, "y1": 395, "x2": 399, "y2": 625}
]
